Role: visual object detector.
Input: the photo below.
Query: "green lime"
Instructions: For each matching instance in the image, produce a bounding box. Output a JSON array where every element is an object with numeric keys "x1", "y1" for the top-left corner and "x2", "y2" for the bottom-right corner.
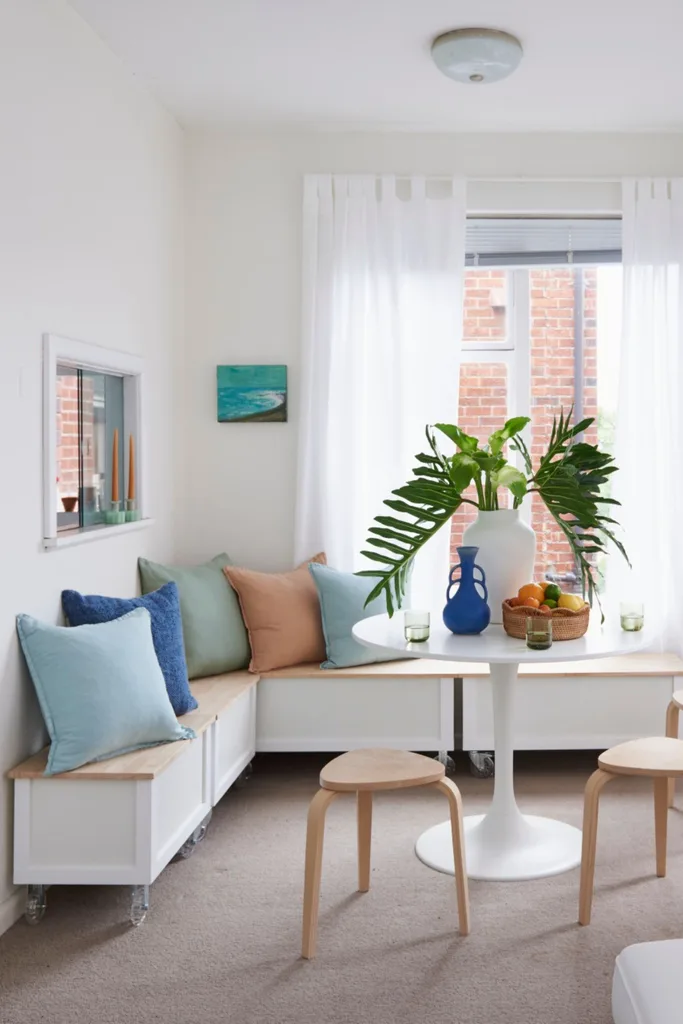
[
  {"x1": 541, "y1": 599, "x2": 558, "y2": 609},
  {"x1": 544, "y1": 583, "x2": 561, "y2": 603}
]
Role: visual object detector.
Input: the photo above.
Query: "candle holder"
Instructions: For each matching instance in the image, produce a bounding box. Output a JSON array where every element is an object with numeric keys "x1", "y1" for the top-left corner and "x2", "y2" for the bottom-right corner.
[
  {"x1": 104, "y1": 501, "x2": 126, "y2": 525},
  {"x1": 125, "y1": 499, "x2": 141, "y2": 522}
]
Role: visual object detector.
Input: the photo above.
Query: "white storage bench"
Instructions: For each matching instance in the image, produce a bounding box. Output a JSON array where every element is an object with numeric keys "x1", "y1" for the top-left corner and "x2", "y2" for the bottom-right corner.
[
  {"x1": 256, "y1": 660, "x2": 460, "y2": 754},
  {"x1": 8, "y1": 672, "x2": 257, "y2": 926},
  {"x1": 256, "y1": 653, "x2": 683, "y2": 759},
  {"x1": 9, "y1": 652, "x2": 683, "y2": 928},
  {"x1": 462, "y1": 653, "x2": 683, "y2": 751}
]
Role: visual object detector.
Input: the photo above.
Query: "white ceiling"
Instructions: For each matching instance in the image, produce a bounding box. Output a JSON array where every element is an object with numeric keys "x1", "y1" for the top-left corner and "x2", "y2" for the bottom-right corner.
[{"x1": 69, "y1": 0, "x2": 683, "y2": 132}]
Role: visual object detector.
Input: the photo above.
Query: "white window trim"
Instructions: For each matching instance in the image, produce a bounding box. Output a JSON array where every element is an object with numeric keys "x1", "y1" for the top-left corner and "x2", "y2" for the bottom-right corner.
[{"x1": 43, "y1": 333, "x2": 151, "y2": 550}]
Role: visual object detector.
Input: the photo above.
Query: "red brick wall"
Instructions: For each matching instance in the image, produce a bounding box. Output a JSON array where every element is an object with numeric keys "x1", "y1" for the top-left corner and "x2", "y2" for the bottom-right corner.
[
  {"x1": 449, "y1": 361, "x2": 508, "y2": 558},
  {"x1": 449, "y1": 268, "x2": 598, "y2": 580},
  {"x1": 56, "y1": 376, "x2": 79, "y2": 503},
  {"x1": 463, "y1": 269, "x2": 507, "y2": 342},
  {"x1": 56, "y1": 375, "x2": 95, "y2": 512}
]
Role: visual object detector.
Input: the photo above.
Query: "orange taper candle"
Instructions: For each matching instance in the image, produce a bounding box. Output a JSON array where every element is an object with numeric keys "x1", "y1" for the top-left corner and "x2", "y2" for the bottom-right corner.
[
  {"x1": 128, "y1": 434, "x2": 135, "y2": 502},
  {"x1": 111, "y1": 428, "x2": 119, "y2": 503}
]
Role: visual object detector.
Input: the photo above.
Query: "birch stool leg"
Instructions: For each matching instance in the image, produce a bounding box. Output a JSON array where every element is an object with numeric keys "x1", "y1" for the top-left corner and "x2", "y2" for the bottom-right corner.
[
  {"x1": 302, "y1": 788, "x2": 338, "y2": 960},
  {"x1": 654, "y1": 777, "x2": 669, "y2": 877},
  {"x1": 357, "y1": 791, "x2": 372, "y2": 893},
  {"x1": 666, "y1": 701, "x2": 680, "y2": 808},
  {"x1": 432, "y1": 777, "x2": 470, "y2": 936},
  {"x1": 578, "y1": 768, "x2": 614, "y2": 926}
]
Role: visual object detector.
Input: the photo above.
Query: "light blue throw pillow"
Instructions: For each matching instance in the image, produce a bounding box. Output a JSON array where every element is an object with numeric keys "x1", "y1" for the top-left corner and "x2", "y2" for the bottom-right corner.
[
  {"x1": 309, "y1": 562, "x2": 407, "y2": 669},
  {"x1": 16, "y1": 607, "x2": 195, "y2": 776}
]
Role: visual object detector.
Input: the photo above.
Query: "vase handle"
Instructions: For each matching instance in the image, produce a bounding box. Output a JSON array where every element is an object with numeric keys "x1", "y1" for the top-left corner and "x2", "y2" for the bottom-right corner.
[
  {"x1": 447, "y1": 565, "x2": 461, "y2": 602},
  {"x1": 473, "y1": 566, "x2": 488, "y2": 603}
]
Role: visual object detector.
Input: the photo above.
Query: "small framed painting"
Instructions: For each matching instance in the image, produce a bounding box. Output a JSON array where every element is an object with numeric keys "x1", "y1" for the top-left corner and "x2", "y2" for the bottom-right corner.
[{"x1": 216, "y1": 365, "x2": 288, "y2": 423}]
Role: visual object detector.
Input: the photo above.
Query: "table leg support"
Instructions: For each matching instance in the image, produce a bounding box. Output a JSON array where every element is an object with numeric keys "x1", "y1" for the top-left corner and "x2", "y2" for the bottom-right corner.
[{"x1": 416, "y1": 661, "x2": 583, "y2": 881}]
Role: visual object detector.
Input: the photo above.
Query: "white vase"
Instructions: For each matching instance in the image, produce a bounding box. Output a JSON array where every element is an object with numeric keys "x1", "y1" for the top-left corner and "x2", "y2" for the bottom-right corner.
[{"x1": 461, "y1": 510, "x2": 536, "y2": 625}]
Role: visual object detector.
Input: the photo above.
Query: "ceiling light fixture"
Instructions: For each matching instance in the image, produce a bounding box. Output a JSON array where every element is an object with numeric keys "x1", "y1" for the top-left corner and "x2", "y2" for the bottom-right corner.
[{"x1": 431, "y1": 28, "x2": 523, "y2": 85}]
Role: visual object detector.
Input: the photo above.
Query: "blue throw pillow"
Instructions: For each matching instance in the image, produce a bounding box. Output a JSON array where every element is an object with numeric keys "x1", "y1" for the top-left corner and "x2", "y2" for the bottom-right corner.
[
  {"x1": 61, "y1": 583, "x2": 196, "y2": 715},
  {"x1": 16, "y1": 608, "x2": 195, "y2": 776},
  {"x1": 309, "y1": 563, "x2": 408, "y2": 669}
]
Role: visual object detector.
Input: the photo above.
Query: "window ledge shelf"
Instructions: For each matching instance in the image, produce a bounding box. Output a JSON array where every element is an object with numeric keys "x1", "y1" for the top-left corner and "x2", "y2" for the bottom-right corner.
[{"x1": 43, "y1": 518, "x2": 155, "y2": 551}]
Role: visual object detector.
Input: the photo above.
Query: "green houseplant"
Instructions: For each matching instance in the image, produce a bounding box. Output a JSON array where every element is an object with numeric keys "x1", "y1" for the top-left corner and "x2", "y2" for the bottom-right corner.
[{"x1": 358, "y1": 408, "x2": 628, "y2": 619}]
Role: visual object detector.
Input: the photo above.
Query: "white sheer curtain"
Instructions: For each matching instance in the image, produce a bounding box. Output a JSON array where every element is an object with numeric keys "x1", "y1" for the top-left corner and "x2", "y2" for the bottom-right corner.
[
  {"x1": 610, "y1": 179, "x2": 683, "y2": 651},
  {"x1": 295, "y1": 174, "x2": 466, "y2": 608}
]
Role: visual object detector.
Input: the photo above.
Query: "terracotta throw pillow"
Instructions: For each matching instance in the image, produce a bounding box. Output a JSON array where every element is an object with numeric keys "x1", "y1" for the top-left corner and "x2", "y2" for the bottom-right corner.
[{"x1": 223, "y1": 554, "x2": 327, "y2": 673}]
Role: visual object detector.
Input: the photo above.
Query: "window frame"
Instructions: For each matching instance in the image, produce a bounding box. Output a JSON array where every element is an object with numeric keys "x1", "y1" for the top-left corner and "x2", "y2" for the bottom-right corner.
[{"x1": 43, "y1": 333, "x2": 151, "y2": 550}]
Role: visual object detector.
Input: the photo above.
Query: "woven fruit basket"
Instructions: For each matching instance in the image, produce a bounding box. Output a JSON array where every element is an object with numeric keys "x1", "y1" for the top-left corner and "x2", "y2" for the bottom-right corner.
[{"x1": 502, "y1": 599, "x2": 590, "y2": 641}]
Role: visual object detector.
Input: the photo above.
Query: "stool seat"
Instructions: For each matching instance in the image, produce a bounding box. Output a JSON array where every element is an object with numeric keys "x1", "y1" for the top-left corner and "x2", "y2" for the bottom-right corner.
[
  {"x1": 320, "y1": 748, "x2": 445, "y2": 792},
  {"x1": 598, "y1": 737, "x2": 683, "y2": 777}
]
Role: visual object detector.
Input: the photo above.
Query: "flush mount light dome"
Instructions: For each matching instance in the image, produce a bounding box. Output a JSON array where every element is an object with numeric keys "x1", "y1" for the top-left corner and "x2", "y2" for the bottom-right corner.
[{"x1": 431, "y1": 28, "x2": 523, "y2": 85}]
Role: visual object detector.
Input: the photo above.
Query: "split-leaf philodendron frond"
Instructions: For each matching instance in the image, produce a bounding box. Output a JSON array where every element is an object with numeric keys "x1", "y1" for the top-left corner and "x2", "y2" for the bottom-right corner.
[{"x1": 357, "y1": 409, "x2": 629, "y2": 621}]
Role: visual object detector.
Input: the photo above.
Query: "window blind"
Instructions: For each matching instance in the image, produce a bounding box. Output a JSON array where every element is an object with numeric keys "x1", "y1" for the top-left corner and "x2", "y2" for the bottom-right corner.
[{"x1": 465, "y1": 217, "x2": 622, "y2": 267}]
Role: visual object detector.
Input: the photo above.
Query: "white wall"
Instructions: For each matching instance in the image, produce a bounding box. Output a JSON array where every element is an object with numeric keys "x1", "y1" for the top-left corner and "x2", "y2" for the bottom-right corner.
[
  {"x1": 0, "y1": 0, "x2": 183, "y2": 933},
  {"x1": 182, "y1": 130, "x2": 683, "y2": 571}
]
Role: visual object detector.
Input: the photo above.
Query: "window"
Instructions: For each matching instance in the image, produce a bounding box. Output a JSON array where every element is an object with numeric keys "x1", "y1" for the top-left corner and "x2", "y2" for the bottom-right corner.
[
  {"x1": 44, "y1": 335, "x2": 147, "y2": 548},
  {"x1": 451, "y1": 217, "x2": 622, "y2": 591},
  {"x1": 56, "y1": 367, "x2": 124, "y2": 532}
]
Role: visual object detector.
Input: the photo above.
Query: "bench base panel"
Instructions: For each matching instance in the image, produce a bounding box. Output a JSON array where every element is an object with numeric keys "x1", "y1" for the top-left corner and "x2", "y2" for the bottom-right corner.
[
  {"x1": 255, "y1": 676, "x2": 454, "y2": 753},
  {"x1": 463, "y1": 674, "x2": 675, "y2": 750}
]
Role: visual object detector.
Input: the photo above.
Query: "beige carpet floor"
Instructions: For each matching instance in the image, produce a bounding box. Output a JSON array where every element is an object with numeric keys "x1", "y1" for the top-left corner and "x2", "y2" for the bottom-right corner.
[{"x1": 1, "y1": 755, "x2": 683, "y2": 1024}]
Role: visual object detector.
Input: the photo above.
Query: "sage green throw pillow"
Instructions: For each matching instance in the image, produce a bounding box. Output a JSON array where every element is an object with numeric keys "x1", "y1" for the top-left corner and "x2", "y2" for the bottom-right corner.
[{"x1": 138, "y1": 554, "x2": 250, "y2": 678}]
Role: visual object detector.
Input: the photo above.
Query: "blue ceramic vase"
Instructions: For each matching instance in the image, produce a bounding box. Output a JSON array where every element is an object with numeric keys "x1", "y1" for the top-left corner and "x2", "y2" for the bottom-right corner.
[{"x1": 443, "y1": 545, "x2": 491, "y2": 635}]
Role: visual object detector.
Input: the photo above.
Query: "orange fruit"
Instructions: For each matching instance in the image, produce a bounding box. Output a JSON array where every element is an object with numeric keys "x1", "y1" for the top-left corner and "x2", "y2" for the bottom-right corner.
[
  {"x1": 518, "y1": 583, "x2": 545, "y2": 603},
  {"x1": 508, "y1": 597, "x2": 522, "y2": 607},
  {"x1": 522, "y1": 597, "x2": 540, "y2": 608},
  {"x1": 538, "y1": 604, "x2": 553, "y2": 614},
  {"x1": 538, "y1": 580, "x2": 550, "y2": 594}
]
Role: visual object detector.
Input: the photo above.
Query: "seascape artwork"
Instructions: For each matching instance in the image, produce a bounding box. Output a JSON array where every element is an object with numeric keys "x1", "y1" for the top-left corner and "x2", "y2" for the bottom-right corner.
[{"x1": 216, "y1": 365, "x2": 288, "y2": 423}]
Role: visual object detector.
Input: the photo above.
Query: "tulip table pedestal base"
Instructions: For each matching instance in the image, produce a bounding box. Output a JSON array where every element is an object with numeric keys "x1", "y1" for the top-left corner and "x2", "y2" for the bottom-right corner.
[{"x1": 416, "y1": 662, "x2": 582, "y2": 880}]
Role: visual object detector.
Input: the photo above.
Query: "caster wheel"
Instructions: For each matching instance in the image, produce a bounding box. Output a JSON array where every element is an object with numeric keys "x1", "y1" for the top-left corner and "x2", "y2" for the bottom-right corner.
[
  {"x1": 175, "y1": 810, "x2": 213, "y2": 860},
  {"x1": 176, "y1": 835, "x2": 198, "y2": 860},
  {"x1": 469, "y1": 751, "x2": 495, "y2": 779},
  {"x1": 193, "y1": 809, "x2": 212, "y2": 845},
  {"x1": 25, "y1": 885, "x2": 46, "y2": 925},
  {"x1": 130, "y1": 885, "x2": 149, "y2": 927},
  {"x1": 435, "y1": 751, "x2": 456, "y2": 775}
]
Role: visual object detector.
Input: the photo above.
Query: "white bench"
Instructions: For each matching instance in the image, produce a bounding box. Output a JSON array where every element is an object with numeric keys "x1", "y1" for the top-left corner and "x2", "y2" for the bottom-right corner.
[
  {"x1": 257, "y1": 654, "x2": 683, "y2": 754},
  {"x1": 8, "y1": 672, "x2": 257, "y2": 926},
  {"x1": 8, "y1": 652, "x2": 683, "y2": 927}
]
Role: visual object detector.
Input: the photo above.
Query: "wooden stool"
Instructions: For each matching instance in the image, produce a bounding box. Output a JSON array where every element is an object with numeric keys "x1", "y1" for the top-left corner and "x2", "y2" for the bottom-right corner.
[
  {"x1": 579, "y1": 737, "x2": 683, "y2": 925},
  {"x1": 665, "y1": 690, "x2": 683, "y2": 806},
  {"x1": 301, "y1": 748, "x2": 470, "y2": 958}
]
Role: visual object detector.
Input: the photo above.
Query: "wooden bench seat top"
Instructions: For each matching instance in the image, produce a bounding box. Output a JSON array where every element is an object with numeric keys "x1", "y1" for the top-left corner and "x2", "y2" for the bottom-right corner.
[
  {"x1": 260, "y1": 652, "x2": 683, "y2": 679},
  {"x1": 9, "y1": 655, "x2": 682, "y2": 781},
  {"x1": 8, "y1": 673, "x2": 257, "y2": 782},
  {"x1": 189, "y1": 671, "x2": 256, "y2": 717}
]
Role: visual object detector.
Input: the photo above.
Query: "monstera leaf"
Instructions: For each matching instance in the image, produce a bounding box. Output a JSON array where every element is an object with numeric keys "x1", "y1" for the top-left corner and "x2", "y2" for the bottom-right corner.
[{"x1": 359, "y1": 408, "x2": 628, "y2": 619}]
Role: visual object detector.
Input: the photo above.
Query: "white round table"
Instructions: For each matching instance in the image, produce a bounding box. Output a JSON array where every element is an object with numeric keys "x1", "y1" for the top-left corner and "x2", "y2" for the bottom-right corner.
[{"x1": 352, "y1": 614, "x2": 650, "y2": 882}]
